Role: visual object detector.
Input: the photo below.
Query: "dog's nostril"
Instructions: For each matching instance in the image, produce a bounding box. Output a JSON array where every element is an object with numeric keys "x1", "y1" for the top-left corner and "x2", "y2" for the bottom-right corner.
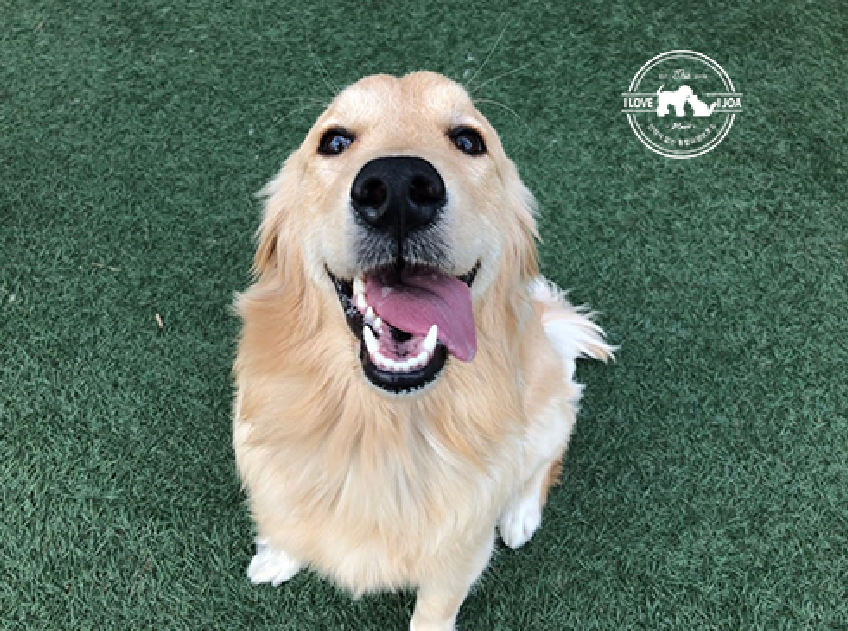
[
  {"x1": 409, "y1": 176, "x2": 444, "y2": 208},
  {"x1": 352, "y1": 176, "x2": 391, "y2": 225},
  {"x1": 360, "y1": 178, "x2": 389, "y2": 208}
]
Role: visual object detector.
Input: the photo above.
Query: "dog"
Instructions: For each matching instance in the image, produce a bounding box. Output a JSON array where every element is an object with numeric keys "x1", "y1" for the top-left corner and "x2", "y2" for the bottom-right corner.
[
  {"x1": 656, "y1": 84, "x2": 693, "y2": 117},
  {"x1": 687, "y1": 93, "x2": 717, "y2": 117},
  {"x1": 232, "y1": 71, "x2": 613, "y2": 631}
]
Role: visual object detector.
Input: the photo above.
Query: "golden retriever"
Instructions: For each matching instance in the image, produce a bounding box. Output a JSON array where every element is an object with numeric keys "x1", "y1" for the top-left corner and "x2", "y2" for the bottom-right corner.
[{"x1": 233, "y1": 71, "x2": 612, "y2": 631}]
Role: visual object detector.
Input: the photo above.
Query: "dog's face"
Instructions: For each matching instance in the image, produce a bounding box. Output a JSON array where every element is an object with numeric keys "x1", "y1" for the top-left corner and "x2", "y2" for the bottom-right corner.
[{"x1": 255, "y1": 72, "x2": 537, "y2": 395}]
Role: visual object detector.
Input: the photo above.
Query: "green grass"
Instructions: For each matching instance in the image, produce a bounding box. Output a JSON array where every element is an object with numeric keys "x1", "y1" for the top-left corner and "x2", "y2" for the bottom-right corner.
[{"x1": 2, "y1": 1, "x2": 847, "y2": 628}]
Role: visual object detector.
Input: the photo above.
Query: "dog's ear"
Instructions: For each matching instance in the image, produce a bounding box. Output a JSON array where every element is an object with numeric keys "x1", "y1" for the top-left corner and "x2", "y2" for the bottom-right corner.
[
  {"x1": 253, "y1": 155, "x2": 301, "y2": 277},
  {"x1": 501, "y1": 159, "x2": 540, "y2": 283},
  {"x1": 514, "y1": 180, "x2": 540, "y2": 282}
]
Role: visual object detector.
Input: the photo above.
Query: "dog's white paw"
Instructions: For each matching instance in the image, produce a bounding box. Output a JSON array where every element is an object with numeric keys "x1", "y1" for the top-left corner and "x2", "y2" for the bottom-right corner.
[
  {"x1": 499, "y1": 493, "x2": 542, "y2": 550},
  {"x1": 410, "y1": 618, "x2": 456, "y2": 631},
  {"x1": 247, "y1": 538, "x2": 302, "y2": 586}
]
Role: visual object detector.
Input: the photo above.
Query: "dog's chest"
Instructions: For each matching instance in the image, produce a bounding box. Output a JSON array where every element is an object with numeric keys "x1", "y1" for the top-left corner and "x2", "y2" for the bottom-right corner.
[{"x1": 267, "y1": 426, "x2": 505, "y2": 591}]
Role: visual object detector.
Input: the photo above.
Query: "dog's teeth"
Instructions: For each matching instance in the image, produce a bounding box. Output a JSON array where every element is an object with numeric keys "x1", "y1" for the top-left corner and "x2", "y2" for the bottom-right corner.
[
  {"x1": 376, "y1": 352, "x2": 395, "y2": 371},
  {"x1": 380, "y1": 354, "x2": 399, "y2": 371},
  {"x1": 372, "y1": 351, "x2": 410, "y2": 372},
  {"x1": 353, "y1": 276, "x2": 368, "y2": 311},
  {"x1": 413, "y1": 350, "x2": 429, "y2": 368},
  {"x1": 363, "y1": 325, "x2": 379, "y2": 356},
  {"x1": 353, "y1": 276, "x2": 368, "y2": 312},
  {"x1": 364, "y1": 323, "x2": 435, "y2": 373},
  {"x1": 423, "y1": 324, "x2": 438, "y2": 353},
  {"x1": 373, "y1": 317, "x2": 382, "y2": 333}
]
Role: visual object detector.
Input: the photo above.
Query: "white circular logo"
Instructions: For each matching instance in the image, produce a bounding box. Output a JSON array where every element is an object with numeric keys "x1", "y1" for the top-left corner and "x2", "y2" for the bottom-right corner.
[{"x1": 622, "y1": 50, "x2": 742, "y2": 159}]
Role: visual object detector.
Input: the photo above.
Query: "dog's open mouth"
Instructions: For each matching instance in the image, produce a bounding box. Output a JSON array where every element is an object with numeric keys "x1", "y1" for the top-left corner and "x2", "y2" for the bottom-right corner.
[{"x1": 328, "y1": 263, "x2": 480, "y2": 394}]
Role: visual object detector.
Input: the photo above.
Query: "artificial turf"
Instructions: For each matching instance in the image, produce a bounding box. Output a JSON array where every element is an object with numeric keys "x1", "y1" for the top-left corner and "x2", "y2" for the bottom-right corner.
[{"x1": 2, "y1": 1, "x2": 846, "y2": 628}]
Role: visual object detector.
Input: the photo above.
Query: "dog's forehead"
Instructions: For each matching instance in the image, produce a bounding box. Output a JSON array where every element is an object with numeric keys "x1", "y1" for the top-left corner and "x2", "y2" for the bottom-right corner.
[{"x1": 322, "y1": 72, "x2": 481, "y2": 131}]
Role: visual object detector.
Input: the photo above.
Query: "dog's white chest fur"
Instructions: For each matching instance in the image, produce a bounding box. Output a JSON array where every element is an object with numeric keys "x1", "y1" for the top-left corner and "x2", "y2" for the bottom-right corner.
[{"x1": 234, "y1": 404, "x2": 520, "y2": 593}]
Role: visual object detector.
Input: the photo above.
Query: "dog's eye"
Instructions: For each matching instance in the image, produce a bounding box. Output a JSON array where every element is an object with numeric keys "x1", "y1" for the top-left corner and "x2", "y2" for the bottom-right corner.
[
  {"x1": 318, "y1": 128, "x2": 355, "y2": 156},
  {"x1": 449, "y1": 127, "x2": 486, "y2": 156}
]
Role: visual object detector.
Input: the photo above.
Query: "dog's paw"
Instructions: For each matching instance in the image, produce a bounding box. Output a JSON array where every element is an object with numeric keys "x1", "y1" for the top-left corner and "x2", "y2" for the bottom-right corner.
[
  {"x1": 410, "y1": 618, "x2": 457, "y2": 631},
  {"x1": 247, "y1": 538, "x2": 302, "y2": 586},
  {"x1": 498, "y1": 493, "x2": 542, "y2": 550}
]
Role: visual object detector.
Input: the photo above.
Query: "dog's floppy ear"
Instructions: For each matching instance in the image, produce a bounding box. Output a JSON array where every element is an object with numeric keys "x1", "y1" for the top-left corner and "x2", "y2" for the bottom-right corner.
[
  {"x1": 514, "y1": 180, "x2": 540, "y2": 282},
  {"x1": 252, "y1": 155, "x2": 302, "y2": 277},
  {"x1": 501, "y1": 159, "x2": 540, "y2": 283}
]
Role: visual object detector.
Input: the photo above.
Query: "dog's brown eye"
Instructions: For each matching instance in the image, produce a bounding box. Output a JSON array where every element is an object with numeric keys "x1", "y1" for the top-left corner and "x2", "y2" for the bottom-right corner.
[
  {"x1": 449, "y1": 127, "x2": 486, "y2": 156},
  {"x1": 318, "y1": 128, "x2": 355, "y2": 156}
]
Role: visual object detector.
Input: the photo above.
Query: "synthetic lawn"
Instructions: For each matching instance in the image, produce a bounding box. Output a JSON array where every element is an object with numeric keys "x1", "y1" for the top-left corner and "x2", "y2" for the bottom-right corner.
[{"x1": 2, "y1": 1, "x2": 847, "y2": 629}]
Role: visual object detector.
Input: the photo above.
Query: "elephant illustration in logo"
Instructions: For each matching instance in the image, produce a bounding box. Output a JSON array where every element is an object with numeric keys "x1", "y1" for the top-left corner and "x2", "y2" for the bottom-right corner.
[{"x1": 656, "y1": 85, "x2": 717, "y2": 117}]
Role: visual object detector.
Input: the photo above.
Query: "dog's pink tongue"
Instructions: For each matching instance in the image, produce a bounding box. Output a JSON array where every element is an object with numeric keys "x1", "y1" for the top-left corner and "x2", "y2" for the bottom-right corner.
[{"x1": 366, "y1": 270, "x2": 476, "y2": 362}]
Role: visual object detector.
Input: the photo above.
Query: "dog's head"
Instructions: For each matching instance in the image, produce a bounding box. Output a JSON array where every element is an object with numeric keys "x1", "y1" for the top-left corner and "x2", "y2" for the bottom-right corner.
[{"x1": 253, "y1": 72, "x2": 538, "y2": 396}]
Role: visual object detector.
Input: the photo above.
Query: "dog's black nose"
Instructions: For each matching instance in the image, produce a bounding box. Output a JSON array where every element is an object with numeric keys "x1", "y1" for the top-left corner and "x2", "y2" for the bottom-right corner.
[{"x1": 351, "y1": 157, "x2": 445, "y2": 237}]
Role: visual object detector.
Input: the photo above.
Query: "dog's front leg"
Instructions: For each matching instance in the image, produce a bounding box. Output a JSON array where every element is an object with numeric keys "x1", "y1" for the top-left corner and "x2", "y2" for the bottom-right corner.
[{"x1": 410, "y1": 531, "x2": 494, "y2": 631}]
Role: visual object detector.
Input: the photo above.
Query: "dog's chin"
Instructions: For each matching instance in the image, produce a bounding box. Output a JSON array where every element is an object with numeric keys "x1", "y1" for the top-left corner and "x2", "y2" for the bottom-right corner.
[{"x1": 327, "y1": 262, "x2": 479, "y2": 396}]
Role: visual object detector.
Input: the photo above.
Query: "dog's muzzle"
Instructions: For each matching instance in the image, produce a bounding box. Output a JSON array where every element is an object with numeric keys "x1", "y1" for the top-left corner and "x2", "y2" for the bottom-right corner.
[{"x1": 332, "y1": 156, "x2": 477, "y2": 395}]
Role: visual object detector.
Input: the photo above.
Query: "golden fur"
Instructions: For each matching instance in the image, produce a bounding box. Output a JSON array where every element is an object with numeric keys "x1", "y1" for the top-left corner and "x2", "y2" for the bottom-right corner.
[{"x1": 233, "y1": 71, "x2": 612, "y2": 631}]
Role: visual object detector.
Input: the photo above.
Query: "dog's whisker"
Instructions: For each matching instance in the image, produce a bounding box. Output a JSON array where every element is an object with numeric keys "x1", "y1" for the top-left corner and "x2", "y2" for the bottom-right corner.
[
  {"x1": 307, "y1": 43, "x2": 341, "y2": 96},
  {"x1": 471, "y1": 63, "x2": 531, "y2": 94},
  {"x1": 271, "y1": 99, "x2": 332, "y2": 129},
  {"x1": 464, "y1": 24, "x2": 509, "y2": 91},
  {"x1": 473, "y1": 98, "x2": 529, "y2": 129},
  {"x1": 274, "y1": 95, "x2": 333, "y2": 106}
]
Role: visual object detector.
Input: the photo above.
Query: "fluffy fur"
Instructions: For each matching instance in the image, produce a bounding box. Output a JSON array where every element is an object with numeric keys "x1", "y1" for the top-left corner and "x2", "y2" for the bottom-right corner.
[{"x1": 233, "y1": 71, "x2": 613, "y2": 631}]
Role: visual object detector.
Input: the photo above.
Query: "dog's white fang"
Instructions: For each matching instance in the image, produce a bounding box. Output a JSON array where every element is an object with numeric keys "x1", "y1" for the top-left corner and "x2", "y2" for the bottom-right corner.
[
  {"x1": 423, "y1": 324, "x2": 438, "y2": 354},
  {"x1": 363, "y1": 325, "x2": 379, "y2": 355},
  {"x1": 353, "y1": 275, "x2": 365, "y2": 298}
]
